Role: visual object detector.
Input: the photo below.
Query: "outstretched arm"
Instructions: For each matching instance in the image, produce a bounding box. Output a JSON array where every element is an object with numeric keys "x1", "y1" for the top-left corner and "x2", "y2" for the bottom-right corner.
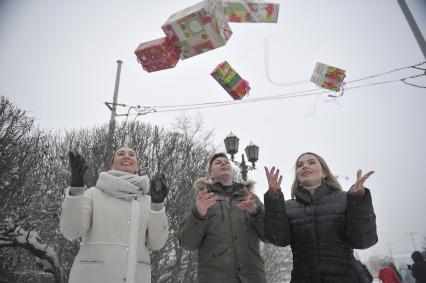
[
  {"x1": 59, "y1": 152, "x2": 91, "y2": 240},
  {"x1": 264, "y1": 166, "x2": 291, "y2": 247},
  {"x1": 60, "y1": 187, "x2": 93, "y2": 240},
  {"x1": 146, "y1": 202, "x2": 169, "y2": 251},
  {"x1": 345, "y1": 169, "x2": 378, "y2": 249}
]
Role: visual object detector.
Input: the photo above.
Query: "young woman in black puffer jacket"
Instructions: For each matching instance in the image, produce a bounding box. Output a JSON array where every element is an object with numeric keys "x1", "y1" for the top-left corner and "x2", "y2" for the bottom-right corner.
[{"x1": 264, "y1": 152, "x2": 377, "y2": 283}]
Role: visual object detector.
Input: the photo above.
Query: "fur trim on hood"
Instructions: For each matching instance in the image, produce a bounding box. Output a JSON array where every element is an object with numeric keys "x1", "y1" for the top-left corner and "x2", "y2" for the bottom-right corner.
[{"x1": 193, "y1": 177, "x2": 256, "y2": 192}]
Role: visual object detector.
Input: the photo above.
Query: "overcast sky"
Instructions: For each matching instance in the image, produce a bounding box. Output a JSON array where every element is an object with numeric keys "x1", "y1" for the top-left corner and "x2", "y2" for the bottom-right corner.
[{"x1": 1, "y1": 0, "x2": 426, "y2": 263}]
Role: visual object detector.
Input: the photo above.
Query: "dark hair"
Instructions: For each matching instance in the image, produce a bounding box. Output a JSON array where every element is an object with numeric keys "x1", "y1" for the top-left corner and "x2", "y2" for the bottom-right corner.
[{"x1": 208, "y1": 152, "x2": 229, "y2": 172}]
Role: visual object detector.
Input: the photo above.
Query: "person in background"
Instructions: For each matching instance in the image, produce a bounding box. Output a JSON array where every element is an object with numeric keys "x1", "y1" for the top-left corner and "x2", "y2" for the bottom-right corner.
[
  {"x1": 398, "y1": 263, "x2": 415, "y2": 283},
  {"x1": 409, "y1": 251, "x2": 426, "y2": 283},
  {"x1": 60, "y1": 147, "x2": 169, "y2": 283},
  {"x1": 264, "y1": 152, "x2": 377, "y2": 282},
  {"x1": 379, "y1": 261, "x2": 402, "y2": 283}
]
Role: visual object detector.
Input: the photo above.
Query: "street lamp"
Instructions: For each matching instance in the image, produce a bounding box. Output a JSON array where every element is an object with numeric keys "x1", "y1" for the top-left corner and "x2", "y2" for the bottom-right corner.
[{"x1": 224, "y1": 132, "x2": 259, "y2": 181}]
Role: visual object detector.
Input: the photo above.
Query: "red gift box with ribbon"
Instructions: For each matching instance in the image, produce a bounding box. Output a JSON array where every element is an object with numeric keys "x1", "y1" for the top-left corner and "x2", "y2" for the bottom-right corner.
[
  {"x1": 310, "y1": 62, "x2": 346, "y2": 92},
  {"x1": 135, "y1": 37, "x2": 181, "y2": 72},
  {"x1": 161, "y1": 0, "x2": 232, "y2": 60}
]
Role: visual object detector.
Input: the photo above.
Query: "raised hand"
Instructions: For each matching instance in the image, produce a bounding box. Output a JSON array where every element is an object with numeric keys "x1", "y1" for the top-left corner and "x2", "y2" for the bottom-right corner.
[
  {"x1": 265, "y1": 166, "x2": 283, "y2": 198},
  {"x1": 149, "y1": 173, "x2": 169, "y2": 203},
  {"x1": 68, "y1": 151, "x2": 88, "y2": 187},
  {"x1": 196, "y1": 188, "x2": 217, "y2": 216},
  {"x1": 236, "y1": 188, "x2": 257, "y2": 213},
  {"x1": 348, "y1": 169, "x2": 374, "y2": 197}
]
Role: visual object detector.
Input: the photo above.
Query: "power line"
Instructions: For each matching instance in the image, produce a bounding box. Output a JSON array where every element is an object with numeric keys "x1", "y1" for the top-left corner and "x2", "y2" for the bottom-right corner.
[{"x1": 108, "y1": 61, "x2": 425, "y2": 116}]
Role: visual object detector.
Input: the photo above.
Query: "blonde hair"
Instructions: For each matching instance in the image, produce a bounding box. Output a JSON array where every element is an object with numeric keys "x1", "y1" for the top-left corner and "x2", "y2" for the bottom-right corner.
[{"x1": 290, "y1": 152, "x2": 342, "y2": 198}]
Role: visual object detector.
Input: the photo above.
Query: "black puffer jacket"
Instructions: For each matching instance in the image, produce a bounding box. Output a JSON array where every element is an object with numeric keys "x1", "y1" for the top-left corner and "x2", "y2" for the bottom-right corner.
[
  {"x1": 411, "y1": 251, "x2": 426, "y2": 283},
  {"x1": 264, "y1": 183, "x2": 377, "y2": 283}
]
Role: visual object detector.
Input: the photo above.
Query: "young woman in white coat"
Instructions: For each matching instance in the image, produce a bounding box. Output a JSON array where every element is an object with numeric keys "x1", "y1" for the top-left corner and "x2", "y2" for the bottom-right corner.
[{"x1": 60, "y1": 147, "x2": 169, "y2": 283}]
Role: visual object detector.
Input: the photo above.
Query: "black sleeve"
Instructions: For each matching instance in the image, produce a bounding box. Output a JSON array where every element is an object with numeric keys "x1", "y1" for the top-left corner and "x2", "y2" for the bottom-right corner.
[
  {"x1": 345, "y1": 189, "x2": 378, "y2": 249},
  {"x1": 247, "y1": 195, "x2": 268, "y2": 242},
  {"x1": 264, "y1": 191, "x2": 291, "y2": 247}
]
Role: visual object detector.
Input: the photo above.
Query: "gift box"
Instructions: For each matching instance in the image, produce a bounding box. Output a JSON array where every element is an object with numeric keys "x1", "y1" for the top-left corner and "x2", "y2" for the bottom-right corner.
[
  {"x1": 229, "y1": 79, "x2": 250, "y2": 100},
  {"x1": 223, "y1": 0, "x2": 279, "y2": 23},
  {"x1": 211, "y1": 61, "x2": 250, "y2": 100},
  {"x1": 310, "y1": 62, "x2": 346, "y2": 92},
  {"x1": 161, "y1": 0, "x2": 232, "y2": 60},
  {"x1": 134, "y1": 37, "x2": 181, "y2": 72}
]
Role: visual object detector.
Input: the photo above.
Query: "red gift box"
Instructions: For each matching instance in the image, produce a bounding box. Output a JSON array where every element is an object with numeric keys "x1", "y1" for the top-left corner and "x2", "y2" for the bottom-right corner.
[
  {"x1": 161, "y1": 0, "x2": 232, "y2": 60},
  {"x1": 135, "y1": 37, "x2": 181, "y2": 72},
  {"x1": 230, "y1": 79, "x2": 250, "y2": 100}
]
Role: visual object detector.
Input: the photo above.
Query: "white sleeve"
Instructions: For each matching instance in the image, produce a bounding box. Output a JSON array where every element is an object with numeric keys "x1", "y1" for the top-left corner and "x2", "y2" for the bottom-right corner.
[
  {"x1": 145, "y1": 197, "x2": 169, "y2": 250},
  {"x1": 59, "y1": 187, "x2": 93, "y2": 240}
]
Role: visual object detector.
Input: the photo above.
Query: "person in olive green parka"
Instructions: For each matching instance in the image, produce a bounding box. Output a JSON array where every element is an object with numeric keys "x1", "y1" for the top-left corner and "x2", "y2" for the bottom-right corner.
[{"x1": 178, "y1": 153, "x2": 267, "y2": 283}]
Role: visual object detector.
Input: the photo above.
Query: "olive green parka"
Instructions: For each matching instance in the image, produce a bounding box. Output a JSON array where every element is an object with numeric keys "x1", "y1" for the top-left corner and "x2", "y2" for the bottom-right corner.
[{"x1": 178, "y1": 179, "x2": 267, "y2": 283}]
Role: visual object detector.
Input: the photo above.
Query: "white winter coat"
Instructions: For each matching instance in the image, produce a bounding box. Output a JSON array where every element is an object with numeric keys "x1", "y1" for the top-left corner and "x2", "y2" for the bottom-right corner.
[{"x1": 60, "y1": 187, "x2": 168, "y2": 283}]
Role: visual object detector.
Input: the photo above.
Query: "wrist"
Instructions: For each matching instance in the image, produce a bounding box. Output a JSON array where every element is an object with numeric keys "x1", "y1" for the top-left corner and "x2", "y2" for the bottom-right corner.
[
  {"x1": 192, "y1": 207, "x2": 207, "y2": 220},
  {"x1": 249, "y1": 204, "x2": 262, "y2": 216},
  {"x1": 151, "y1": 198, "x2": 164, "y2": 204},
  {"x1": 70, "y1": 182, "x2": 84, "y2": 187}
]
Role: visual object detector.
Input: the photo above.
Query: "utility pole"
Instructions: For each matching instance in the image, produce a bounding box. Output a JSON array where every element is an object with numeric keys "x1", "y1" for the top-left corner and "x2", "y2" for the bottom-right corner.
[
  {"x1": 104, "y1": 60, "x2": 123, "y2": 170},
  {"x1": 397, "y1": 0, "x2": 426, "y2": 60},
  {"x1": 386, "y1": 243, "x2": 394, "y2": 259},
  {"x1": 406, "y1": 231, "x2": 417, "y2": 251}
]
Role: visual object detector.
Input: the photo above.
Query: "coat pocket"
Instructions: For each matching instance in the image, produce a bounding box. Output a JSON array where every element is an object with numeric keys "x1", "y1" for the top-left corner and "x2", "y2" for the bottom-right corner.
[
  {"x1": 78, "y1": 260, "x2": 105, "y2": 264},
  {"x1": 75, "y1": 243, "x2": 106, "y2": 265},
  {"x1": 137, "y1": 245, "x2": 151, "y2": 265}
]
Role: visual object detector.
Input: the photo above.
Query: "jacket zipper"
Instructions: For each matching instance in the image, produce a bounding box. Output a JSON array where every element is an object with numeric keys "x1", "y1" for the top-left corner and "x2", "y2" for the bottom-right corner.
[{"x1": 219, "y1": 201, "x2": 225, "y2": 221}]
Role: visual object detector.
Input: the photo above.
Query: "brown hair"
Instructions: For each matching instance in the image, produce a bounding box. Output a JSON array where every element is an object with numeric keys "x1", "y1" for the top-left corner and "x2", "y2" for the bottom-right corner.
[
  {"x1": 290, "y1": 152, "x2": 342, "y2": 198},
  {"x1": 208, "y1": 152, "x2": 229, "y2": 172}
]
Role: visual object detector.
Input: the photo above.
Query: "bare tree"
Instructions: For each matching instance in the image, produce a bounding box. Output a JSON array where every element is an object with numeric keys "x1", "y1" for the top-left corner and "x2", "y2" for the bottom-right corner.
[
  {"x1": 0, "y1": 96, "x2": 64, "y2": 282},
  {"x1": 0, "y1": 98, "x2": 233, "y2": 282},
  {"x1": 261, "y1": 243, "x2": 292, "y2": 283}
]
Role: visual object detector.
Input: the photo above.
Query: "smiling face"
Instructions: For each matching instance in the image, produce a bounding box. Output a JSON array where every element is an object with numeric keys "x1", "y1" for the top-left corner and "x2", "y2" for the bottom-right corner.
[
  {"x1": 296, "y1": 153, "x2": 326, "y2": 187},
  {"x1": 111, "y1": 147, "x2": 139, "y2": 174}
]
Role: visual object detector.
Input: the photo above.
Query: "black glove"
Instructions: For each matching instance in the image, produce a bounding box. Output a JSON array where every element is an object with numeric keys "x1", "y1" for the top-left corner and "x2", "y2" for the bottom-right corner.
[
  {"x1": 149, "y1": 174, "x2": 169, "y2": 203},
  {"x1": 68, "y1": 151, "x2": 88, "y2": 187}
]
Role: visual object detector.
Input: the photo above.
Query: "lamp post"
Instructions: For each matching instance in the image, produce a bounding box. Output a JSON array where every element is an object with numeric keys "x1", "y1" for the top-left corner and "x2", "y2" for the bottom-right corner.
[
  {"x1": 224, "y1": 132, "x2": 259, "y2": 181},
  {"x1": 386, "y1": 243, "x2": 394, "y2": 259}
]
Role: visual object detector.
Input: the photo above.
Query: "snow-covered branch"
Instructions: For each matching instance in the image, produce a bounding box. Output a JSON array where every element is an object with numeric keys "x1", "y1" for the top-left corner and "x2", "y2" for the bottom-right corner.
[{"x1": 0, "y1": 217, "x2": 61, "y2": 282}]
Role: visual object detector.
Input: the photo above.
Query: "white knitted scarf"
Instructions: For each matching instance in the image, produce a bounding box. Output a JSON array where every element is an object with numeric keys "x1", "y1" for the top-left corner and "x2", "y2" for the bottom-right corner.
[{"x1": 96, "y1": 170, "x2": 149, "y2": 200}]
